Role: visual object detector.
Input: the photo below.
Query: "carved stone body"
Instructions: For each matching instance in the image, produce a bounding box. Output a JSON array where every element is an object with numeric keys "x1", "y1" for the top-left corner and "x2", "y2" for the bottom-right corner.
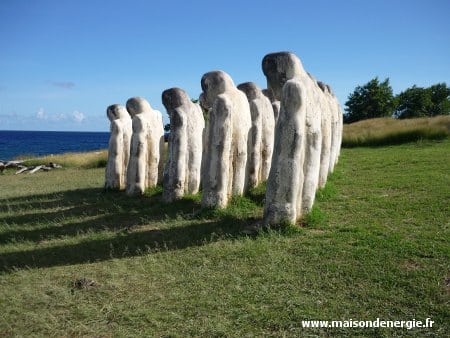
[
  {"x1": 105, "y1": 104, "x2": 132, "y2": 190},
  {"x1": 329, "y1": 90, "x2": 343, "y2": 173},
  {"x1": 317, "y1": 82, "x2": 333, "y2": 189},
  {"x1": 125, "y1": 97, "x2": 164, "y2": 196},
  {"x1": 264, "y1": 78, "x2": 306, "y2": 225},
  {"x1": 238, "y1": 82, "x2": 275, "y2": 186},
  {"x1": 200, "y1": 71, "x2": 252, "y2": 208},
  {"x1": 262, "y1": 88, "x2": 280, "y2": 122},
  {"x1": 262, "y1": 51, "x2": 341, "y2": 225},
  {"x1": 162, "y1": 88, "x2": 205, "y2": 202},
  {"x1": 301, "y1": 73, "x2": 323, "y2": 213}
]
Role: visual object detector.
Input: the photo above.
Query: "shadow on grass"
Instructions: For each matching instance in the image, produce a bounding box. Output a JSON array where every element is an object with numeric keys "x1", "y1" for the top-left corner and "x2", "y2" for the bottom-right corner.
[
  {"x1": 0, "y1": 217, "x2": 248, "y2": 273},
  {"x1": 0, "y1": 188, "x2": 200, "y2": 244},
  {"x1": 0, "y1": 187, "x2": 262, "y2": 273}
]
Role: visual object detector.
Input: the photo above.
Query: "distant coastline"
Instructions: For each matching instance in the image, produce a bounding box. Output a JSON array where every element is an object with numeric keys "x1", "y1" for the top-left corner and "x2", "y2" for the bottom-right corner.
[{"x1": 0, "y1": 130, "x2": 109, "y2": 160}]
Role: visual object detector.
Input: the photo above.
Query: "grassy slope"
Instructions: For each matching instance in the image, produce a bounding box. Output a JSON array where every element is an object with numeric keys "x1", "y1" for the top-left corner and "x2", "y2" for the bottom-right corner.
[
  {"x1": 0, "y1": 141, "x2": 449, "y2": 337},
  {"x1": 343, "y1": 115, "x2": 450, "y2": 147}
]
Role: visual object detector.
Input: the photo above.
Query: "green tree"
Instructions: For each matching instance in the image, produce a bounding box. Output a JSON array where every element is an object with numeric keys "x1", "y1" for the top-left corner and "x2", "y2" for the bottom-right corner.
[
  {"x1": 394, "y1": 86, "x2": 432, "y2": 119},
  {"x1": 344, "y1": 77, "x2": 395, "y2": 123},
  {"x1": 395, "y1": 82, "x2": 450, "y2": 119},
  {"x1": 429, "y1": 83, "x2": 450, "y2": 116}
]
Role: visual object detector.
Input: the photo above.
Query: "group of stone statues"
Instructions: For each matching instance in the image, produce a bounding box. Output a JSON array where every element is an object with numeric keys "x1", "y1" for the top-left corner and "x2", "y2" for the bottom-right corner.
[{"x1": 105, "y1": 52, "x2": 342, "y2": 226}]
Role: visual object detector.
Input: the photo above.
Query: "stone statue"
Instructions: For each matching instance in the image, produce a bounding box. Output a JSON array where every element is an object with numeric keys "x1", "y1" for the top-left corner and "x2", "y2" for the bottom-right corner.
[
  {"x1": 317, "y1": 81, "x2": 333, "y2": 189},
  {"x1": 301, "y1": 72, "x2": 322, "y2": 213},
  {"x1": 262, "y1": 52, "x2": 327, "y2": 225},
  {"x1": 329, "y1": 86, "x2": 343, "y2": 174},
  {"x1": 105, "y1": 104, "x2": 132, "y2": 190},
  {"x1": 263, "y1": 74, "x2": 306, "y2": 225},
  {"x1": 237, "y1": 82, "x2": 275, "y2": 186},
  {"x1": 262, "y1": 88, "x2": 280, "y2": 122},
  {"x1": 200, "y1": 70, "x2": 252, "y2": 208},
  {"x1": 162, "y1": 87, "x2": 205, "y2": 202},
  {"x1": 125, "y1": 97, "x2": 164, "y2": 196}
]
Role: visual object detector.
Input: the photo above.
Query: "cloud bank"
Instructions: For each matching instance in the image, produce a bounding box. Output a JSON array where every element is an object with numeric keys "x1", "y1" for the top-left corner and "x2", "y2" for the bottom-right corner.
[
  {"x1": 36, "y1": 108, "x2": 47, "y2": 120},
  {"x1": 35, "y1": 108, "x2": 86, "y2": 123},
  {"x1": 50, "y1": 81, "x2": 75, "y2": 89},
  {"x1": 72, "y1": 111, "x2": 85, "y2": 123}
]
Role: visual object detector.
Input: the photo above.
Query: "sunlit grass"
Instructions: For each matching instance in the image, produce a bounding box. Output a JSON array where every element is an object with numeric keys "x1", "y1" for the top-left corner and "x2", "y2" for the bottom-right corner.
[
  {"x1": 0, "y1": 140, "x2": 449, "y2": 336},
  {"x1": 343, "y1": 115, "x2": 450, "y2": 147},
  {"x1": 11, "y1": 143, "x2": 169, "y2": 170},
  {"x1": 14, "y1": 149, "x2": 108, "y2": 169}
]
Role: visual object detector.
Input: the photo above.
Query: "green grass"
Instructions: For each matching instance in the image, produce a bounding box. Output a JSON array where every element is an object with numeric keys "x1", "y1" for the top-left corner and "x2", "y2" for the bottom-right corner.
[
  {"x1": 13, "y1": 149, "x2": 108, "y2": 169},
  {"x1": 1, "y1": 141, "x2": 449, "y2": 336},
  {"x1": 343, "y1": 115, "x2": 450, "y2": 147}
]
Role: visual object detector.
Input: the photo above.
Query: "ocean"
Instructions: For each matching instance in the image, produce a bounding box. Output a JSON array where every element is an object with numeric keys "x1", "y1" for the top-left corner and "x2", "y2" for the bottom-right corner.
[{"x1": 0, "y1": 130, "x2": 110, "y2": 161}]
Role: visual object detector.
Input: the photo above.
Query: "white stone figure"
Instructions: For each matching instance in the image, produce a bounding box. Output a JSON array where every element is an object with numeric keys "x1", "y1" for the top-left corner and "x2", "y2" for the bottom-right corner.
[
  {"x1": 326, "y1": 84, "x2": 341, "y2": 174},
  {"x1": 262, "y1": 52, "x2": 325, "y2": 225},
  {"x1": 162, "y1": 87, "x2": 205, "y2": 202},
  {"x1": 238, "y1": 82, "x2": 275, "y2": 186},
  {"x1": 125, "y1": 97, "x2": 164, "y2": 196},
  {"x1": 105, "y1": 104, "x2": 132, "y2": 190},
  {"x1": 333, "y1": 94, "x2": 344, "y2": 169},
  {"x1": 263, "y1": 77, "x2": 306, "y2": 225},
  {"x1": 262, "y1": 88, "x2": 280, "y2": 122},
  {"x1": 317, "y1": 81, "x2": 333, "y2": 189},
  {"x1": 336, "y1": 104, "x2": 343, "y2": 164},
  {"x1": 300, "y1": 73, "x2": 323, "y2": 213},
  {"x1": 200, "y1": 70, "x2": 252, "y2": 208},
  {"x1": 199, "y1": 92, "x2": 209, "y2": 189}
]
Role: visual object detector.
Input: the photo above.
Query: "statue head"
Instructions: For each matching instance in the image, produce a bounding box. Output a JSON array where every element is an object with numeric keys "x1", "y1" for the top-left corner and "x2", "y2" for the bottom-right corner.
[
  {"x1": 200, "y1": 70, "x2": 235, "y2": 109},
  {"x1": 262, "y1": 52, "x2": 305, "y2": 100},
  {"x1": 106, "y1": 104, "x2": 128, "y2": 121},
  {"x1": 162, "y1": 87, "x2": 190, "y2": 112},
  {"x1": 237, "y1": 82, "x2": 262, "y2": 101},
  {"x1": 126, "y1": 96, "x2": 152, "y2": 117},
  {"x1": 262, "y1": 88, "x2": 276, "y2": 102},
  {"x1": 317, "y1": 81, "x2": 327, "y2": 93}
]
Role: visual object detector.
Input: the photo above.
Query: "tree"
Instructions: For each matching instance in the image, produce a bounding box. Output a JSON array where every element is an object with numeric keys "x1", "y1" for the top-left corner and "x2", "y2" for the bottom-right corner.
[
  {"x1": 344, "y1": 77, "x2": 395, "y2": 123},
  {"x1": 395, "y1": 82, "x2": 450, "y2": 119},
  {"x1": 394, "y1": 86, "x2": 432, "y2": 119},
  {"x1": 428, "y1": 83, "x2": 450, "y2": 117}
]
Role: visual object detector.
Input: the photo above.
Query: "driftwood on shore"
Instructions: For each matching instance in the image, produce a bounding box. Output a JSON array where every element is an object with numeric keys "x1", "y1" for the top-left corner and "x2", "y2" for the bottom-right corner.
[{"x1": 0, "y1": 160, "x2": 62, "y2": 174}]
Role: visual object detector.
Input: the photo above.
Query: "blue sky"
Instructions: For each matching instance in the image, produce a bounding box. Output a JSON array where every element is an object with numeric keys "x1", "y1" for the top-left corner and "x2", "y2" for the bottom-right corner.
[{"x1": 0, "y1": 0, "x2": 449, "y2": 131}]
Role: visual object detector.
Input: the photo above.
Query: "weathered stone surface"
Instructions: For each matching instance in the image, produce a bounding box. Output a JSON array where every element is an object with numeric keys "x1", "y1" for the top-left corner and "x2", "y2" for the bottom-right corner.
[
  {"x1": 263, "y1": 78, "x2": 306, "y2": 225},
  {"x1": 329, "y1": 86, "x2": 343, "y2": 173},
  {"x1": 105, "y1": 104, "x2": 132, "y2": 190},
  {"x1": 262, "y1": 51, "x2": 342, "y2": 225},
  {"x1": 200, "y1": 70, "x2": 252, "y2": 208},
  {"x1": 317, "y1": 81, "x2": 333, "y2": 189},
  {"x1": 262, "y1": 88, "x2": 280, "y2": 122},
  {"x1": 125, "y1": 97, "x2": 164, "y2": 196},
  {"x1": 238, "y1": 82, "x2": 275, "y2": 186},
  {"x1": 301, "y1": 73, "x2": 322, "y2": 214},
  {"x1": 162, "y1": 88, "x2": 205, "y2": 202}
]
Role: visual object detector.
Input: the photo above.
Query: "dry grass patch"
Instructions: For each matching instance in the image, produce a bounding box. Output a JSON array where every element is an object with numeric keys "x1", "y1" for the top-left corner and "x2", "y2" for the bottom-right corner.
[
  {"x1": 15, "y1": 150, "x2": 108, "y2": 169},
  {"x1": 343, "y1": 115, "x2": 450, "y2": 147}
]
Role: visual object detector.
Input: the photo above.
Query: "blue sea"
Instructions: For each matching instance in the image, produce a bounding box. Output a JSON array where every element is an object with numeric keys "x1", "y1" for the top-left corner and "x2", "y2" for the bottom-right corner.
[{"x1": 0, "y1": 130, "x2": 110, "y2": 161}]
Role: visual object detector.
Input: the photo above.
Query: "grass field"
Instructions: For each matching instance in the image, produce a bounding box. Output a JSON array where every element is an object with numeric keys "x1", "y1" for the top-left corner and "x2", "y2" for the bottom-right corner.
[
  {"x1": 0, "y1": 140, "x2": 449, "y2": 336},
  {"x1": 15, "y1": 149, "x2": 108, "y2": 169},
  {"x1": 342, "y1": 115, "x2": 450, "y2": 147}
]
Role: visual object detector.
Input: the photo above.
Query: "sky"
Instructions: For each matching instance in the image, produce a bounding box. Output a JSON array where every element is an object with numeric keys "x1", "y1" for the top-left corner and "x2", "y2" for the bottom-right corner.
[{"x1": 0, "y1": 0, "x2": 449, "y2": 132}]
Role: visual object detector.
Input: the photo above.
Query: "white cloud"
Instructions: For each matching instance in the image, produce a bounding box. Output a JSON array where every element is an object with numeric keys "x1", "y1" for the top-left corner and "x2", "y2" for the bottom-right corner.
[
  {"x1": 36, "y1": 108, "x2": 47, "y2": 120},
  {"x1": 54, "y1": 113, "x2": 67, "y2": 121},
  {"x1": 50, "y1": 81, "x2": 75, "y2": 89},
  {"x1": 72, "y1": 110, "x2": 86, "y2": 123}
]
